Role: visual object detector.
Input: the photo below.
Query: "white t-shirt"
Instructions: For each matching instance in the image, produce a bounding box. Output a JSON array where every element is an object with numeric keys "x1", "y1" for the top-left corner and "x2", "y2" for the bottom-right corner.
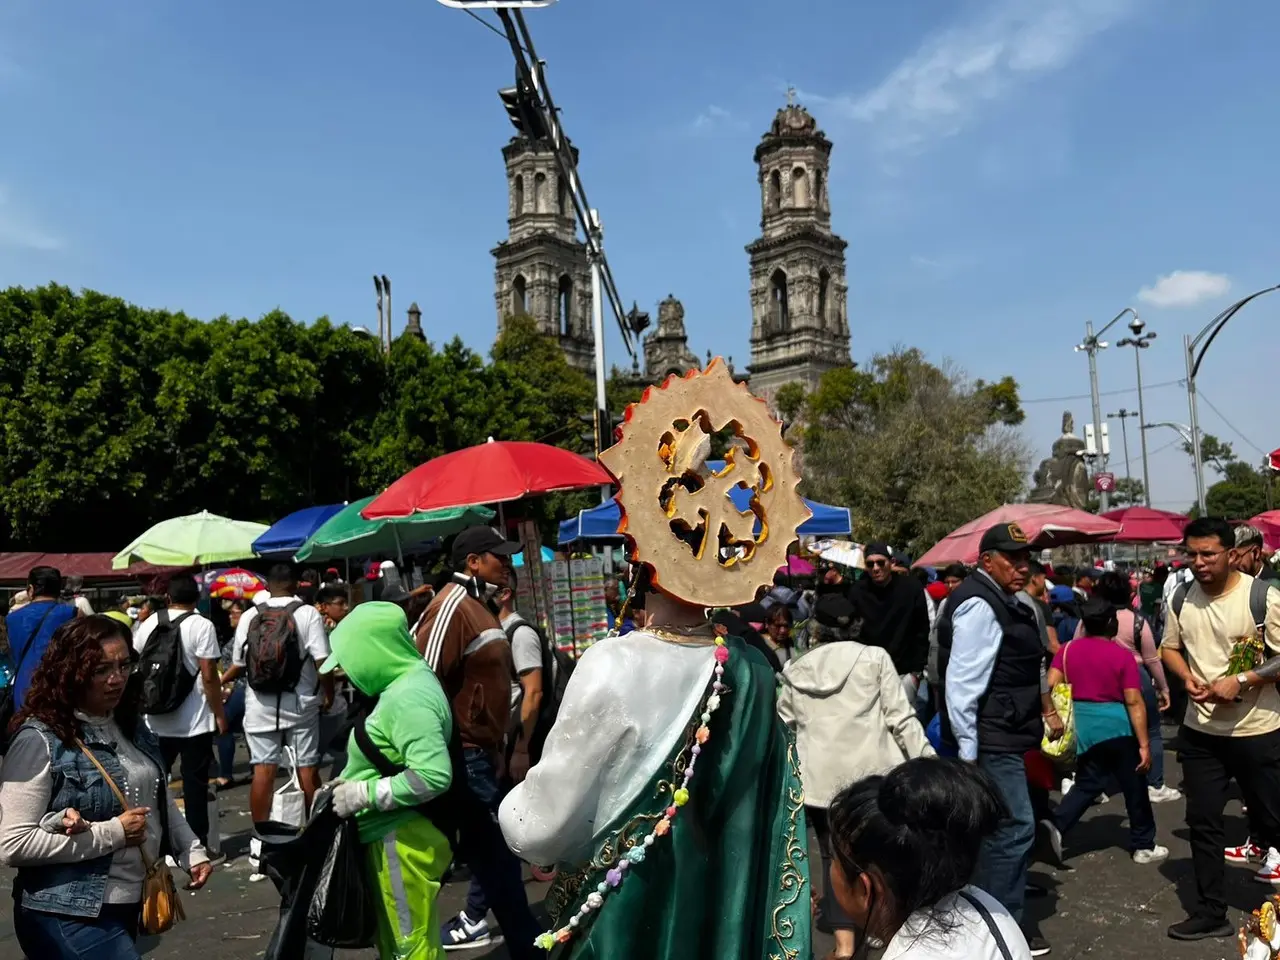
[
  {"x1": 132, "y1": 608, "x2": 221, "y2": 739},
  {"x1": 232, "y1": 597, "x2": 330, "y2": 734},
  {"x1": 73, "y1": 595, "x2": 95, "y2": 617},
  {"x1": 882, "y1": 885, "x2": 1031, "y2": 960},
  {"x1": 503, "y1": 612, "x2": 546, "y2": 707}
]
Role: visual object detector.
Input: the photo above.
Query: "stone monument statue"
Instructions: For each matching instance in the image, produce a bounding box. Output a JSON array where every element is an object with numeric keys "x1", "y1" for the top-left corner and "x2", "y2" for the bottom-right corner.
[{"x1": 1028, "y1": 411, "x2": 1092, "y2": 510}]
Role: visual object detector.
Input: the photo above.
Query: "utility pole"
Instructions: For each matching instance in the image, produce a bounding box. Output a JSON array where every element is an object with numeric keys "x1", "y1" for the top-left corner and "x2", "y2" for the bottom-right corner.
[
  {"x1": 1117, "y1": 319, "x2": 1156, "y2": 507},
  {"x1": 1076, "y1": 307, "x2": 1138, "y2": 514},
  {"x1": 1107, "y1": 409, "x2": 1140, "y2": 501},
  {"x1": 373, "y1": 275, "x2": 386, "y2": 354},
  {"x1": 381, "y1": 274, "x2": 392, "y2": 354}
]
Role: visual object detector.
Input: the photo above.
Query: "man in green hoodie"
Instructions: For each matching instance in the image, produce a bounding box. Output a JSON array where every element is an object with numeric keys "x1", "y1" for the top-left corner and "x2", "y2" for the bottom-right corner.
[{"x1": 320, "y1": 601, "x2": 454, "y2": 960}]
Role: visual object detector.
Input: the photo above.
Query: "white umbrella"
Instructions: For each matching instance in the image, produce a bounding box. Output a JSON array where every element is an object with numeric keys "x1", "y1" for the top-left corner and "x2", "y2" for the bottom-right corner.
[{"x1": 818, "y1": 540, "x2": 864, "y2": 570}]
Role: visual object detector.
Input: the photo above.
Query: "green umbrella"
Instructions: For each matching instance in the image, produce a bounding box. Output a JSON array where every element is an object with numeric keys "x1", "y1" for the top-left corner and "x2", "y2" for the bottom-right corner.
[
  {"x1": 112, "y1": 510, "x2": 271, "y2": 570},
  {"x1": 293, "y1": 496, "x2": 495, "y2": 563}
]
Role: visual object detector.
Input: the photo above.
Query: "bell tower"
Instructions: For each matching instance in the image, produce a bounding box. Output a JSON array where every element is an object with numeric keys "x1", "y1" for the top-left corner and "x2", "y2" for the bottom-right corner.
[
  {"x1": 745, "y1": 97, "x2": 851, "y2": 405},
  {"x1": 492, "y1": 135, "x2": 594, "y2": 371}
]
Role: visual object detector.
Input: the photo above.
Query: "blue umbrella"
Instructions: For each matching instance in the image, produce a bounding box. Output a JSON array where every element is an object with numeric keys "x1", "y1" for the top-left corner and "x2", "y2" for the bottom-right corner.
[{"x1": 253, "y1": 504, "x2": 345, "y2": 557}]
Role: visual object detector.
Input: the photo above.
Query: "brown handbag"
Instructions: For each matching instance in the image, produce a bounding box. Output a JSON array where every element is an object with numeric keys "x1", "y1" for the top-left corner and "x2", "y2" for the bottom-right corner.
[{"x1": 75, "y1": 739, "x2": 186, "y2": 934}]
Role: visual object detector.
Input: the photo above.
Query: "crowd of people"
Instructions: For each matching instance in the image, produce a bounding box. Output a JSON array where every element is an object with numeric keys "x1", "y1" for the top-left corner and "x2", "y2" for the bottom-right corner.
[{"x1": 0, "y1": 511, "x2": 1277, "y2": 958}]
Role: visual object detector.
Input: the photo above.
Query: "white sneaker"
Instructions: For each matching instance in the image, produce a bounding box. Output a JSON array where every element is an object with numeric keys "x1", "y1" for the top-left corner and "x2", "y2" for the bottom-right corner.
[
  {"x1": 1133, "y1": 845, "x2": 1169, "y2": 865},
  {"x1": 1255, "y1": 848, "x2": 1280, "y2": 885},
  {"x1": 1060, "y1": 777, "x2": 1074, "y2": 795},
  {"x1": 1148, "y1": 785, "x2": 1183, "y2": 804}
]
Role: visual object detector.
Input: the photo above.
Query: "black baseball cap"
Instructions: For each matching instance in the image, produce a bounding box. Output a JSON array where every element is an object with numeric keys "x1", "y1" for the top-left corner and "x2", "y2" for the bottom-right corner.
[
  {"x1": 978, "y1": 522, "x2": 1032, "y2": 556},
  {"x1": 450, "y1": 526, "x2": 522, "y2": 568},
  {"x1": 814, "y1": 594, "x2": 857, "y2": 629}
]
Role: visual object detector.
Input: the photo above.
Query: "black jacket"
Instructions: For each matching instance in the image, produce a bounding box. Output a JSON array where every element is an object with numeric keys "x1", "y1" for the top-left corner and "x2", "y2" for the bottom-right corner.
[{"x1": 849, "y1": 574, "x2": 931, "y2": 675}]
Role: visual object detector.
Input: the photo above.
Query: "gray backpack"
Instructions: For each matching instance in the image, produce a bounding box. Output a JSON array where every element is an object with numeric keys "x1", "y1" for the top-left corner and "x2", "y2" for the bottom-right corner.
[{"x1": 1170, "y1": 577, "x2": 1273, "y2": 640}]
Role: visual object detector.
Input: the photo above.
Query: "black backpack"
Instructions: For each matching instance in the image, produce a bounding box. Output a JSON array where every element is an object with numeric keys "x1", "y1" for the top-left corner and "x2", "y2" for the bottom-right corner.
[
  {"x1": 504, "y1": 616, "x2": 575, "y2": 766},
  {"x1": 246, "y1": 601, "x2": 306, "y2": 694},
  {"x1": 138, "y1": 611, "x2": 198, "y2": 715}
]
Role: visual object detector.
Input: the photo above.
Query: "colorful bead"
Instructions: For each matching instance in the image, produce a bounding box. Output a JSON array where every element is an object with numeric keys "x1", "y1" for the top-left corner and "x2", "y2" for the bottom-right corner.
[
  {"x1": 606, "y1": 868, "x2": 623, "y2": 886},
  {"x1": 626, "y1": 846, "x2": 646, "y2": 864},
  {"x1": 666, "y1": 805, "x2": 678, "y2": 818},
  {"x1": 644, "y1": 834, "x2": 655, "y2": 847},
  {"x1": 701, "y1": 712, "x2": 711, "y2": 724},
  {"x1": 556, "y1": 929, "x2": 573, "y2": 944},
  {"x1": 579, "y1": 903, "x2": 592, "y2": 916},
  {"x1": 587, "y1": 892, "x2": 604, "y2": 909},
  {"x1": 619, "y1": 859, "x2": 630, "y2": 871},
  {"x1": 570, "y1": 916, "x2": 581, "y2": 928},
  {"x1": 673, "y1": 787, "x2": 689, "y2": 807},
  {"x1": 706, "y1": 694, "x2": 721, "y2": 711},
  {"x1": 536, "y1": 933, "x2": 556, "y2": 950},
  {"x1": 597, "y1": 881, "x2": 609, "y2": 894},
  {"x1": 714, "y1": 645, "x2": 730, "y2": 664},
  {"x1": 696, "y1": 726, "x2": 710, "y2": 744},
  {"x1": 713, "y1": 682, "x2": 725, "y2": 693},
  {"x1": 692, "y1": 743, "x2": 702, "y2": 756},
  {"x1": 714, "y1": 636, "x2": 726, "y2": 646},
  {"x1": 655, "y1": 818, "x2": 671, "y2": 836}
]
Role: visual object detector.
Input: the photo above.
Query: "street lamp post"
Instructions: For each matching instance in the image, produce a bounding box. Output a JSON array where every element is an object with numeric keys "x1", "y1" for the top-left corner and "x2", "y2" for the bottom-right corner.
[
  {"x1": 1184, "y1": 284, "x2": 1280, "y2": 514},
  {"x1": 1116, "y1": 320, "x2": 1157, "y2": 506},
  {"x1": 1107, "y1": 409, "x2": 1140, "y2": 497},
  {"x1": 1076, "y1": 307, "x2": 1139, "y2": 513}
]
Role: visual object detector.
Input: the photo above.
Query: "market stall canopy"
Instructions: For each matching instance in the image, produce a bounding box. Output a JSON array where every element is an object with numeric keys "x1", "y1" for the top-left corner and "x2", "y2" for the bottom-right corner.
[
  {"x1": 915, "y1": 504, "x2": 1121, "y2": 567},
  {"x1": 0, "y1": 552, "x2": 178, "y2": 585},
  {"x1": 206, "y1": 567, "x2": 266, "y2": 600},
  {"x1": 1249, "y1": 511, "x2": 1280, "y2": 552},
  {"x1": 294, "y1": 496, "x2": 494, "y2": 562},
  {"x1": 512, "y1": 546, "x2": 555, "y2": 568},
  {"x1": 252, "y1": 504, "x2": 345, "y2": 557},
  {"x1": 112, "y1": 511, "x2": 271, "y2": 570},
  {"x1": 781, "y1": 555, "x2": 814, "y2": 576},
  {"x1": 1099, "y1": 506, "x2": 1188, "y2": 543},
  {"x1": 363, "y1": 439, "x2": 613, "y2": 518},
  {"x1": 558, "y1": 481, "x2": 852, "y2": 544}
]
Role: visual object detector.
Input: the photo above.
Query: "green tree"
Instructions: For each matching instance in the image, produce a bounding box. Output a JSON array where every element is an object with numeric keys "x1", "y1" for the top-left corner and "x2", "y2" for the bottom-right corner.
[
  {"x1": 773, "y1": 382, "x2": 807, "y2": 425},
  {"x1": 1205, "y1": 462, "x2": 1273, "y2": 518},
  {"x1": 794, "y1": 349, "x2": 1030, "y2": 552},
  {"x1": 1182, "y1": 433, "x2": 1237, "y2": 475}
]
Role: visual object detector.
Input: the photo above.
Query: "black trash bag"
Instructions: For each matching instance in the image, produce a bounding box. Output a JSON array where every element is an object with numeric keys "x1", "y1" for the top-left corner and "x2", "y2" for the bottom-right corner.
[
  {"x1": 257, "y1": 793, "x2": 346, "y2": 960},
  {"x1": 306, "y1": 808, "x2": 378, "y2": 948}
]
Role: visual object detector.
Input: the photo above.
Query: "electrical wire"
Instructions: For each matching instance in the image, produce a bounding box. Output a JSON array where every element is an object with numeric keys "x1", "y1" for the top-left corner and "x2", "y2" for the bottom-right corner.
[
  {"x1": 462, "y1": 8, "x2": 533, "y2": 55},
  {"x1": 1197, "y1": 390, "x2": 1270, "y2": 458},
  {"x1": 1021, "y1": 379, "x2": 1181, "y2": 405}
]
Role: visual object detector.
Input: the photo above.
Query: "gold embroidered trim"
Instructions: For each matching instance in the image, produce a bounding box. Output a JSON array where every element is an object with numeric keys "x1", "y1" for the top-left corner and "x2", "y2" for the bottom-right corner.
[{"x1": 768, "y1": 734, "x2": 807, "y2": 960}]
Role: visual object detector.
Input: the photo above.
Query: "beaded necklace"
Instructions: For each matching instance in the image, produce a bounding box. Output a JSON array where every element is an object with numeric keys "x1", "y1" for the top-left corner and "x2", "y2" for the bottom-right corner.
[{"x1": 533, "y1": 632, "x2": 732, "y2": 951}]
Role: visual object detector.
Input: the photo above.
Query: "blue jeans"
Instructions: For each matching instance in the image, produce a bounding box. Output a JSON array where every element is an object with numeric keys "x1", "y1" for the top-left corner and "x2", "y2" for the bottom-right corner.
[
  {"x1": 14, "y1": 902, "x2": 140, "y2": 959},
  {"x1": 216, "y1": 681, "x2": 245, "y2": 781},
  {"x1": 457, "y1": 747, "x2": 540, "y2": 960},
  {"x1": 975, "y1": 752, "x2": 1034, "y2": 924},
  {"x1": 1139, "y1": 666, "x2": 1165, "y2": 789}
]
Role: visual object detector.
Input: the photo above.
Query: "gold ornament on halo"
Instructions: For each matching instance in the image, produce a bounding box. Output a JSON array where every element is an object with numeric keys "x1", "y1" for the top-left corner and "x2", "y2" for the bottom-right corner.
[{"x1": 599, "y1": 357, "x2": 811, "y2": 608}]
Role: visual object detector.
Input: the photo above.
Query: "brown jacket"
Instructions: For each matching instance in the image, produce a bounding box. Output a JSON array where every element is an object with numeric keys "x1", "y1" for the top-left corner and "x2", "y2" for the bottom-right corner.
[{"x1": 415, "y1": 577, "x2": 514, "y2": 753}]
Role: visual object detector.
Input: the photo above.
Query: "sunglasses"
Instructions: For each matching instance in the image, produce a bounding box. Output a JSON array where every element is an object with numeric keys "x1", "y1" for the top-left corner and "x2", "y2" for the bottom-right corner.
[{"x1": 867, "y1": 559, "x2": 889, "y2": 568}]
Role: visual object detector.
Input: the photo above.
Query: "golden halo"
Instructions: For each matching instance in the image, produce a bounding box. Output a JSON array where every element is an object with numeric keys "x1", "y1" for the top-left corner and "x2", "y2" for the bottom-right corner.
[{"x1": 599, "y1": 357, "x2": 811, "y2": 608}]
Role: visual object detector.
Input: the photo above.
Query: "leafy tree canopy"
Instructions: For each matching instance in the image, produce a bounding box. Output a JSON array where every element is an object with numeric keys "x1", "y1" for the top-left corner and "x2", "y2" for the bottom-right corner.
[{"x1": 790, "y1": 349, "x2": 1030, "y2": 553}]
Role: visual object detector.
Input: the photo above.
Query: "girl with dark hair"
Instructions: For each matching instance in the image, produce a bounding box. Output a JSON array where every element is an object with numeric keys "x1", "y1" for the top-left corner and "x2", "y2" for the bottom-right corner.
[
  {"x1": 826, "y1": 756, "x2": 1031, "y2": 958},
  {"x1": 0, "y1": 616, "x2": 211, "y2": 959}
]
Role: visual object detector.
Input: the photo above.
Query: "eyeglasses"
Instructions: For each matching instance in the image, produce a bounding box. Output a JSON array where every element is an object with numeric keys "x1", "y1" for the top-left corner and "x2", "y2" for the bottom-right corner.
[
  {"x1": 93, "y1": 660, "x2": 134, "y2": 679},
  {"x1": 1183, "y1": 550, "x2": 1226, "y2": 561},
  {"x1": 867, "y1": 559, "x2": 889, "y2": 568}
]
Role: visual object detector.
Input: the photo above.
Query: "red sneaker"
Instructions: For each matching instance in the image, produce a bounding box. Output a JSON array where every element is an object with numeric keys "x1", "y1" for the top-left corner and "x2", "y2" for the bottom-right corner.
[
  {"x1": 1226, "y1": 839, "x2": 1264, "y2": 864},
  {"x1": 1256, "y1": 849, "x2": 1280, "y2": 885}
]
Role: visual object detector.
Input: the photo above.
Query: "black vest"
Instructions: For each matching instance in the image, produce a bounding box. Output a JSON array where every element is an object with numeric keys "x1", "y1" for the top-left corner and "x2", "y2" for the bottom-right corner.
[{"x1": 936, "y1": 573, "x2": 1043, "y2": 755}]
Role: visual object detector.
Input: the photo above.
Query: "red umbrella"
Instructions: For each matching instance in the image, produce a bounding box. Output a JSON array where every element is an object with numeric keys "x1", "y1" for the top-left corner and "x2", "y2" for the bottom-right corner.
[
  {"x1": 915, "y1": 504, "x2": 1121, "y2": 567},
  {"x1": 1099, "y1": 506, "x2": 1188, "y2": 543},
  {"x1": 1249, "y1": 511, "x2": 1280, "y2": 552},
  {"x1": 206, "y1": 567, "x2": 266, "y2": 600},
  {"x1": 363, "y1": 439, "x2": 613, "y2": 519}
]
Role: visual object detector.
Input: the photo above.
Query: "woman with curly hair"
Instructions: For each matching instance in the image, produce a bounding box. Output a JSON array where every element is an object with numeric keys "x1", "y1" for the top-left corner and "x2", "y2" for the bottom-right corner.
[{"x1": 0, "y1": 615, "x2": 212, "y2": 959}]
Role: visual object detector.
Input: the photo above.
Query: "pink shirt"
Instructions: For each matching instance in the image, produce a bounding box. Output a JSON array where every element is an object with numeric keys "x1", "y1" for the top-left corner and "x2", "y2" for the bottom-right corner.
[
  {"x1": 1073, "y1": 608, "x2": 1168, "y2": 693},
  {"x1": 1052, "y1": 636, "x2": 1141, "y2": 703}
]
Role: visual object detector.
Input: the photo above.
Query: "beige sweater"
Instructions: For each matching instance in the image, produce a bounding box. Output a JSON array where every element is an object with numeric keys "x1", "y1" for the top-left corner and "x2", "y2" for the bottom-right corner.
[{"x1": 778, "y1": 640, "x2": 935, "y2": 809}]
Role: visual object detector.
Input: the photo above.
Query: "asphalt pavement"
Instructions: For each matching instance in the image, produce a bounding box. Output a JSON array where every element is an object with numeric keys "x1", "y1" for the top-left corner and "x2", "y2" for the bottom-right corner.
[{"x1": 0, "y1": 729, "x2": 1269, "y2": 959}]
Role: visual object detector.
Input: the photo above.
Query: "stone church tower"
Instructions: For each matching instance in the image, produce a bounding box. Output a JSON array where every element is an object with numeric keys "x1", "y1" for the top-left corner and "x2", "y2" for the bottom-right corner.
[
  {"x1": 746, "y1": 100, "x2": 851, "y2": 404},
  {"x1": 643, "y1": 295, "x2": 700, "y2": 379},
  {"x1": 492, "y1": 136, "x2": 594, "y2": 371}
]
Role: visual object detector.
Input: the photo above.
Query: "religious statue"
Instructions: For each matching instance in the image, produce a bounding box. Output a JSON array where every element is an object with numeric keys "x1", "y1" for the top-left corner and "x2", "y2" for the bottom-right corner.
[
  {"x1": 1028, "y1": 411, "x2": 1092, "y2": 510},
  {"x1": 499, "y1": 358, "x2": 812, "y2": 960},
  {"x1": 1239, "y1": 896, "x2": 1280, "y2": 958}
]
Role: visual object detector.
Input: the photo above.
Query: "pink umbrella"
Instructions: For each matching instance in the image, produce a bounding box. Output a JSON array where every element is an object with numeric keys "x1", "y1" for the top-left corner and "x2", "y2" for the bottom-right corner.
[
  {"x1": 915, "y1": 504, "x2": 1121, "y2": 567},
  {"x1": 779, "y1": 556, "x2": 814, "y2": 576},
  {"x1": 1099, "y1": 506, "x2": 1188, "y2": 543},
  {"x1": 1249, "y1": 511, "x2": 1280, "y2": 552}
]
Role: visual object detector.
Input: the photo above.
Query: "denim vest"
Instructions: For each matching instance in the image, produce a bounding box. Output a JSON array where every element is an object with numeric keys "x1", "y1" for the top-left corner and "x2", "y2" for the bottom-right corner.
[{"x1": 15, "y1": 717, "x2": 164, "y2": 918}]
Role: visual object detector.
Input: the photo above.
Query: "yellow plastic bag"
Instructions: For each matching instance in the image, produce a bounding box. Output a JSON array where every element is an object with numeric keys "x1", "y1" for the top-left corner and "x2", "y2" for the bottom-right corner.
[{"x1": 1041, "y1": 680, "x2": 1075, "y2": 758}]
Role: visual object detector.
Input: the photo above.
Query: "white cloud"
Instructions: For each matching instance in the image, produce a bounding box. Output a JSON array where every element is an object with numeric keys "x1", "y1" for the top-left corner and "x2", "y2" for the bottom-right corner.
[
  {"x1": 1137, "y1": 270, "x2": 1232, "y2": 308},
  {"x1": 804, "y1": 0, "x2": 1140, "y2": 153},
  {"x1": 689, "y1": 105, "x2": 747, "y2": 135},
  {"x1": 0, "y1": 185, "x2": 61, "y2": 252}
]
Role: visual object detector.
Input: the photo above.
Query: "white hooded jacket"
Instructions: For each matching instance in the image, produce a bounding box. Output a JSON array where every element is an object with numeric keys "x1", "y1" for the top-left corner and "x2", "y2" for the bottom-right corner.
[{"x1": 778, "y1": 640, "x2": 935, "y2": 809}]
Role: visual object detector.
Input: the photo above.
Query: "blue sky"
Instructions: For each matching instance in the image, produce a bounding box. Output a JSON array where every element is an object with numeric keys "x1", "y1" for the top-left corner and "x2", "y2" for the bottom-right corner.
[{"x1": 3, "y1": 0, "x2": 1279, "y2": 514}]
